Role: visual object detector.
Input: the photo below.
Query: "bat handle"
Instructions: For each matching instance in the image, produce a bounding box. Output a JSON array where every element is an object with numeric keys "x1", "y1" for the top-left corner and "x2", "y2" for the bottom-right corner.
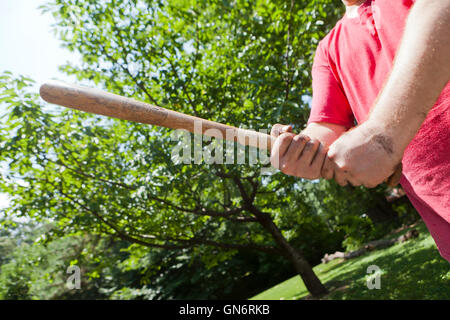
[
  {"x1": 228, "y1": 128, "x2": 276, "y2": 150},
  {"x1": 386, "y1": 163, "x2": 403, "y2": 187}
]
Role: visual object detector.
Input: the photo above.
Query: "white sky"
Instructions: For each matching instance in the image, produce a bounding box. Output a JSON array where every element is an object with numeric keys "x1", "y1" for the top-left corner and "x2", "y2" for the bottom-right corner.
[
  {"x1": 0, "y1": 0, "x2": 81, "y2": 209},
  {"x1": 0, "y1": 0, "x2": 80, "y2": 89}
]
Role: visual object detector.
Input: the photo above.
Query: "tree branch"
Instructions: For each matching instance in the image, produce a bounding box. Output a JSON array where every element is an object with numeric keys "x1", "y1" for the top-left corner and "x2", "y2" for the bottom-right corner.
[
  {"x1": 48, "y1": 178, "x2": 280, "y2": 255},
  {"x1": 43, "y1": 154, "x2": 257, "y2": 223}
]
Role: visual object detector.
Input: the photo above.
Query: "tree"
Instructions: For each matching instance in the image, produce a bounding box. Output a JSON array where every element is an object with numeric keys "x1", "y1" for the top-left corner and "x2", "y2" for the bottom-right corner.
[
  {"x1": 0, "y1": 215, "x2": 142, "y2": 300},
  {"x1": 1, "y1": 0, "x2": 347, "y2": 297}
]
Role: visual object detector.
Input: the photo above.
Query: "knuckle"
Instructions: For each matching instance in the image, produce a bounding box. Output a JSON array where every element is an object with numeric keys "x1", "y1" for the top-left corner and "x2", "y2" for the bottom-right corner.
[
  {"x1": 295, "y1": 134, "x2": 308, "y2": 143},
  {"x1": 280, "y1": 134, "x2": 295, "y2": 146},
  {"x1": 292, "y1": 135, "x2": 303, "y2": 144},
  {"x1": 304, "y1": 141, "x2": 315, "y2": 150},
  {"x1": 311, "y1": 139, "x2": 320, "y2": 148}
]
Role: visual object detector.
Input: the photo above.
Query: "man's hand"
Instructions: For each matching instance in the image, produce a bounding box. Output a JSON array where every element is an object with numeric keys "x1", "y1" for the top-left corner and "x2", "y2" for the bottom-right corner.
[
  {"x1": 321, "y1": 121, "x2": 404, "y2": 188},
  {"x1": 270, "y1": 124, "x2": 328, "y2": 180}
]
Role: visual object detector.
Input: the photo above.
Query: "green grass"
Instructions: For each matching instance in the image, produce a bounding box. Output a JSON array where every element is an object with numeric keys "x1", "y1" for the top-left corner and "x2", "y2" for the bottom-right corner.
[{"x1": 251, "y1": 222, "x2": 450, "y2": 300}]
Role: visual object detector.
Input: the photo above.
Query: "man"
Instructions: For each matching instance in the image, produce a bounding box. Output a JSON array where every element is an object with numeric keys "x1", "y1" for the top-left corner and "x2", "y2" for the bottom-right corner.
[{"x1": 270, "y1": 0, "x2": 450, "y2": 261}]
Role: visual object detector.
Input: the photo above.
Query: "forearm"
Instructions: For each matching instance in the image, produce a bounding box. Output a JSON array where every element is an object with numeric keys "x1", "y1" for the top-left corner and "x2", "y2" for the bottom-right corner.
[
  {"x1": 301, "y1": 122, "x2": 347, "y2": 148},
  {"x1": 368, "y1": 0, "x2": 450, "y2": 154}
]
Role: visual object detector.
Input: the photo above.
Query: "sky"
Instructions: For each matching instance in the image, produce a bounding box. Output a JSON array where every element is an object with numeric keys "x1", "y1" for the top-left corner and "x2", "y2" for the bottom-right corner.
[
  {"x1": 0, "y1": 0, "x2": 80, "y2": 89},
  {"x1": 0, "y1": 0, "x2": 81, "y2": 209}
]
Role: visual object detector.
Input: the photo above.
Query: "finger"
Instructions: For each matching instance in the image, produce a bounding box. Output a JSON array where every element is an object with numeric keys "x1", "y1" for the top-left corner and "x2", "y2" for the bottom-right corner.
[
  {"x1": 363, "y1": 177, "x2": 384, "y2": 189},
  {"x1": 270, "y1": 133, "x2": 295, "y2": 169},
  {"x1": 283, "y1": 134, "x2": 310, "y2": 164},
  {"x1": 271, "y1": 124, "x2": 292, "y2": 138},
  {"x1": 326, "y1": 143, "x2": 347, "y2": 170},
  {"x1": 298, "y1": 139, "x2": 320, "y2": 165},
  {"x1": 321, "y1": 156, "x2": 334, "y2": 180},
  {"x1": 310, "y1": 143, "x2": 328, "y2": 176},
  {"x1": 363, "y1": 182, "x2": 378, "y2": 189},
  {"x1": 334, "y1": 167, "x2": 349, "y2": 187},
  {"x1": 348, "y1": 177, "x2": 362, "y2": 187}
]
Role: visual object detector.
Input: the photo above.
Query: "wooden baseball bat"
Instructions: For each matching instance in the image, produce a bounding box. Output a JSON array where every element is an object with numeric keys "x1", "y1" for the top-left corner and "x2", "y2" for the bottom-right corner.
[
  {"x1": 39, "y1": 80, "x2": 273, "y2": 150},
  {"x1": 39, "y1": 80, "x2": 402, "y2": 186}
]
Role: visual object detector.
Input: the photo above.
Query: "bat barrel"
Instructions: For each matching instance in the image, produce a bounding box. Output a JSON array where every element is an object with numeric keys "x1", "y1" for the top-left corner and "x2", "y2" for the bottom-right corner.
[
  {"x1": 39, "y1": 80, "x2": 275, "y2": 150},
  {"x1": 40, "y1": 80, "x2": 169, "y2": 125}
]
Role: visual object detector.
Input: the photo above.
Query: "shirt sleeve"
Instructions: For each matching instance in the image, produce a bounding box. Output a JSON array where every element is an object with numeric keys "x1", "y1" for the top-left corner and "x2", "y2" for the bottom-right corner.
[{"x1": 307, "y1": 41, "x2": 355, "y2": 128}]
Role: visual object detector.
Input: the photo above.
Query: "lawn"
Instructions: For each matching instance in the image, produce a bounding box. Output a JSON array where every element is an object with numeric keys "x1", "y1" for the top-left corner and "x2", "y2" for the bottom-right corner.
[{"x1": 250, "y1": 222, "x2": 450, "y2": 300}]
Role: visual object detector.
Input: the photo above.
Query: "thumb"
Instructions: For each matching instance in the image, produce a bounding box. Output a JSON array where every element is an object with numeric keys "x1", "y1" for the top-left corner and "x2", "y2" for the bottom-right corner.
[{"x1": 271, "y1": 124, "x2": 293, "y2": 137}]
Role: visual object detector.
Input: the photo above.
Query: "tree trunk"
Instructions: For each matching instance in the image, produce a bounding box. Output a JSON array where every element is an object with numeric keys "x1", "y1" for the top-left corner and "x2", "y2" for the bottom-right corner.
[{"x1": 249, "y1": 206, "x2": 328, "y2": 297}]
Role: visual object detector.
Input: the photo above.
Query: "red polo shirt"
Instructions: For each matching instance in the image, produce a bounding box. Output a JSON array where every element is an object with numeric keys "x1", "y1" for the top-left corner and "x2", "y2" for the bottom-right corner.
[{"x1": 308, "y1": 0, "x2": 450, "y2": 260}]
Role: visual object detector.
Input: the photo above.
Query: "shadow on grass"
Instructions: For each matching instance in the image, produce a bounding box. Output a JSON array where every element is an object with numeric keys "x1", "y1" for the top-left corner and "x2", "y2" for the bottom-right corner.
[
  {"x1": 316, "y1": 238, "x2": 450, "y2": 299},
  {"x1": 254, "y1": 222, "x2": 449, "y2": 300}
]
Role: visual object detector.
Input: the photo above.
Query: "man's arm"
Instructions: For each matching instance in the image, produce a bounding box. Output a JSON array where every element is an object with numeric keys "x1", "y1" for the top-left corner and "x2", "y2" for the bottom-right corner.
[
  {"x1": 324, "y1": 0, "x2": 450, "y2": 187},
  {"x1": 270, "y1": 122, "x2": 347, "y2": 179},
  {"x1": 371, "y1": 0, "x2": 450, "y2": 149}
]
